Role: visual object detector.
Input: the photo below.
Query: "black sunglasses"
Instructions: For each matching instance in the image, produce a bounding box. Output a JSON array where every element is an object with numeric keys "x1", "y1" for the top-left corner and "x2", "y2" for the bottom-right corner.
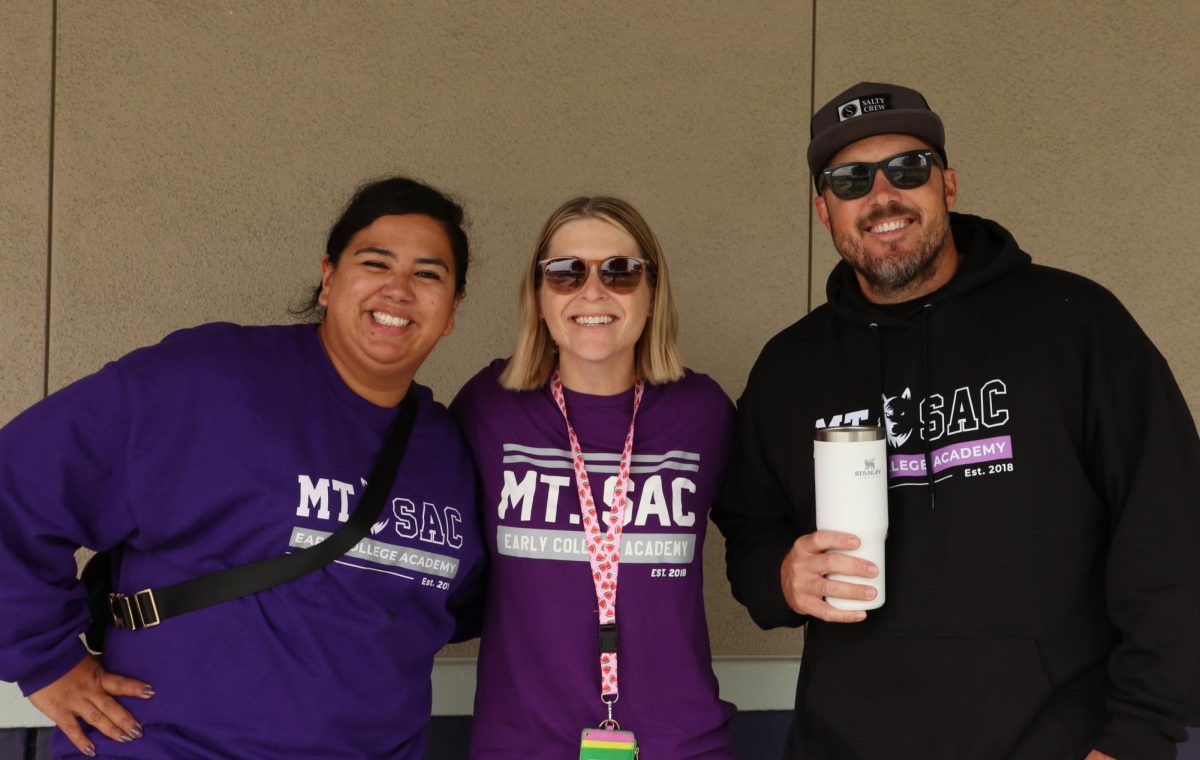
[
  {"x1": 537, "y1": 256, "x2": 653, "y2": 295},
  {"x1": 819, "y1": 149, "x2": 944, "y2": 200}
]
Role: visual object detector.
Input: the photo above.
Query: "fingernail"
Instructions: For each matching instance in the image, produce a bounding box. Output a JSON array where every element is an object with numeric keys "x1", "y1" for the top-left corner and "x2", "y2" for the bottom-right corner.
[
  {"x1": 83, "y1": 746, "x2": 96, "y2": 757},
  {"x1": 866, "y1": 588, "x2": 877, "y2": 599},
  {"x1": 119, "y1": 733, "x2": 133, "y2": 742},
  {"x1": 868, "y1": 565, "x2": 879, "y2": 577},
  {"x1": 130, "y1": 724, "x2": 144, "y2": 738},
  {"x1": 142, "y1": 685, "x2": 156, "y2": 698}
]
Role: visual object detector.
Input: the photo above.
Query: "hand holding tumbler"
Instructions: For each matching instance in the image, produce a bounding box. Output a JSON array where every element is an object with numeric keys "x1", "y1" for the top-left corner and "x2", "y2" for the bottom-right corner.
[{"x1": 814, "y1": 426, "x2": 887, "y2": 611}]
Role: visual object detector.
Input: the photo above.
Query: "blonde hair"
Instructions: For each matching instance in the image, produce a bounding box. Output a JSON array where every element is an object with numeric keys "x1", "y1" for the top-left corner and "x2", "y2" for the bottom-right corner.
[{"x1": 499, "y1": 196, "x2": 683, "y2": 390}]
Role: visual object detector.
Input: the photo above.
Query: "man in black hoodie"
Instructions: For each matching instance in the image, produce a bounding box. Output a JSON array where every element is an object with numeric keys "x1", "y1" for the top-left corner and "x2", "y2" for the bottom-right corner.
[{"x1": 712, "y1": 82, "x2": 1200, "y2": 760}]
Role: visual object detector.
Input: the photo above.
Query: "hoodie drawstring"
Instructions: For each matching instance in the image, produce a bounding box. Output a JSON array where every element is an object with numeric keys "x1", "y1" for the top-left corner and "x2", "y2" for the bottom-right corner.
[
  {"x1": 869, "y1": 322, "x2": 884, "y2": 426},
  {"x1": 921, "y1": 304, "x2": 936, "y2": 509},
  {"x1": 870, "y1": 307, "x2": 936, "y2": 509}
]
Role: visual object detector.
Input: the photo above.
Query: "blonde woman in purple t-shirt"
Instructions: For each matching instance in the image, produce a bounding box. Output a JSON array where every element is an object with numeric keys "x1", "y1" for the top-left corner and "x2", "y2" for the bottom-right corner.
[{"x1": 452, "y1": 197, "x2": 736, "y2": 759}]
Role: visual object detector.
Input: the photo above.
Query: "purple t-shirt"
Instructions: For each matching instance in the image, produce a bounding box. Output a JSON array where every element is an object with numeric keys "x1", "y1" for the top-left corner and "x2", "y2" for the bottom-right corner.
[
  {"x1": 452, "y1": 360, "x2": 736, "y2": 759},
  {"x1": 0, "y1": 323, "x2": 485, "y2": 759}
]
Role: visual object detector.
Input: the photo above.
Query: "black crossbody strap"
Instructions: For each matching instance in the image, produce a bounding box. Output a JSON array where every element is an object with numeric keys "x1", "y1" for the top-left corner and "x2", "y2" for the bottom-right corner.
[{"x1": 108, "y1": 384, "x2": 419, "y2": 631}]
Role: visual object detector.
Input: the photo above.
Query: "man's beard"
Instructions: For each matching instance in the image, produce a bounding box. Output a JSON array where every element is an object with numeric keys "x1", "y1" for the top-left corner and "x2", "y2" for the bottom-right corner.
[{"x1": 833, "y1": 201, "x2": 952, "y2": 298}]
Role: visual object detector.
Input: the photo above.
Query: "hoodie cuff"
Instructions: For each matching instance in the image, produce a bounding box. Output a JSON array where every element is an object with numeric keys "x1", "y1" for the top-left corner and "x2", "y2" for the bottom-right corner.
[
  {"x1": 15, "y1": 637, "x2": 89, "y2": 697},
  {"x1": 1093, "y1": 713, "x2": 1178, "y2": 760},
  {"x1": 748, "y1": 541, "x2": 810, "y2": 631}
]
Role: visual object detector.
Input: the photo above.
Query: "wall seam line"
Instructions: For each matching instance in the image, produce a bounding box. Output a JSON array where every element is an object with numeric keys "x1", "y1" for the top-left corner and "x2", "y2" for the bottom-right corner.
[
  {"x1": 42, "y1": 0, "x2": 58, "y2": 399},
  {"x1": 805, "y1": 0, "x2": 817, "y2": 314}
]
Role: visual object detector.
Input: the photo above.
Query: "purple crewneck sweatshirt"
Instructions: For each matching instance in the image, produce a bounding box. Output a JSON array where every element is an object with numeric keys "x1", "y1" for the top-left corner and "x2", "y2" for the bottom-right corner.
[
  {"x1": 451, "y1": 360, "x2": 736, "y2": 759},
  {"x1": 0, "y1": 323, "x2": 485, "y2": 759}
]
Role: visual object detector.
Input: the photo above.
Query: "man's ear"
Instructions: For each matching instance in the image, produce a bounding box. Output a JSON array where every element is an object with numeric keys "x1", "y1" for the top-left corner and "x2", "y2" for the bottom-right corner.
[
  {"x1": 942, "y1": 167, "x2": 958, "y2": 211},
  {"x1": 813, "y1": 193, "x2": 833, "y2": 231}
]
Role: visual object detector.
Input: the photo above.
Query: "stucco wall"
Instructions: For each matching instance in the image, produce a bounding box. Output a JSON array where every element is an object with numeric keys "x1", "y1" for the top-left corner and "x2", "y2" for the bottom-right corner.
[
  {"x1": 810, "y1": 1, "x2": 1200, "y2": 417},
  {"x1": 0, "y1": 0, "x2": 52, "y2": 426},
  {"x1": 2, "y1": 0, "x2": 1197, "y2": 675}
]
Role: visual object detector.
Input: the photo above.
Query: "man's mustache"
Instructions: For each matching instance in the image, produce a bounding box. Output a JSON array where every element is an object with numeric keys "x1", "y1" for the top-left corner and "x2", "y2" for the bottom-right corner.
[{"x1": 858, "y1": 202, "x2": 921, "y2": 230}]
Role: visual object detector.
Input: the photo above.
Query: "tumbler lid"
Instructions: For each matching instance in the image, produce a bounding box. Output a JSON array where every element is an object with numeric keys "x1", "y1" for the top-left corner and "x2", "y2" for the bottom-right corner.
[{"x1": 814, "y1": 425, "x2": 884, "y2": 442}]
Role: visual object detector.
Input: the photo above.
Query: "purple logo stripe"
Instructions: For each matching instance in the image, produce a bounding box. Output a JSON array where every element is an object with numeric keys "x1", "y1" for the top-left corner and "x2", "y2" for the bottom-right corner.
[{"x1": 888, "y1": 435, "x2": 1013, "y2": 479}]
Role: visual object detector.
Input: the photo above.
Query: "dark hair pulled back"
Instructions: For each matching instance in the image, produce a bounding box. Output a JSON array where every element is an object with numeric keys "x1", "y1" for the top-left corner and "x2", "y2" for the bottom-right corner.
[{"x1": 295, "y1": 176, "x2": 470, "y2": 318}]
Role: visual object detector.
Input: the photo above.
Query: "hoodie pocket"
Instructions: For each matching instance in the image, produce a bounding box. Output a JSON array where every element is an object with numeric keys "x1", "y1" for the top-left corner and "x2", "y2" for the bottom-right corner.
[{"x1": 798, "y1": 634, "x2": 1076, "y2": 760}]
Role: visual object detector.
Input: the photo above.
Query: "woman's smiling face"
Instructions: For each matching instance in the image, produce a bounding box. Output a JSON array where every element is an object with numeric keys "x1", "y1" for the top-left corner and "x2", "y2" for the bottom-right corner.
[
  {"x1": 318, "y1": 213, "x2": 460, "y2": 405},
  {"x1": 538, "y1": 217, "x2": 652, "y2": 393}
]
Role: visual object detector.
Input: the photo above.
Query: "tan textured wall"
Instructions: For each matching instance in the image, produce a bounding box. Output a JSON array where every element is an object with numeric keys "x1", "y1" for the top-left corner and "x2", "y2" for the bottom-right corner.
[
  {"x1": 45, "y1": 1, "x2": 811, "y2": 657},
  {"x1": 48, "y1": 1, "x2": 810, "y2": 397},
  {"x1": 0, "y1": 1, "x2": 52, "y2": 426},
  {"x1": 4, "y1": 0, "x2": 1196, "y2": 668},
  {"x1": 810, "y1": 0, "x2": 1200, "y2": 421}
]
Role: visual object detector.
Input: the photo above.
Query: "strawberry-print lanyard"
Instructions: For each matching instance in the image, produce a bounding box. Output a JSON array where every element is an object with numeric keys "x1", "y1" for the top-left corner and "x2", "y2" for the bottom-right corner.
[{"x1": 550, "y1": 369, "x2": 644, "y2": 714}]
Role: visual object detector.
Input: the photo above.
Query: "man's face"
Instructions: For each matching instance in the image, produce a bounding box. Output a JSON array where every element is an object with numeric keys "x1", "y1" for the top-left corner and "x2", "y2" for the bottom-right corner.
[{"x1": 813, "y1": 133, "x2": 959, "y2": 303}]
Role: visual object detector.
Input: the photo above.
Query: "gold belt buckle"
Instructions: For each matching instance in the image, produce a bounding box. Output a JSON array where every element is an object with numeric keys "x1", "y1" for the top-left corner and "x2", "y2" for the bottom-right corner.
[{"x1": 107, "y1": 589, "x2": 161, "y2": 630}]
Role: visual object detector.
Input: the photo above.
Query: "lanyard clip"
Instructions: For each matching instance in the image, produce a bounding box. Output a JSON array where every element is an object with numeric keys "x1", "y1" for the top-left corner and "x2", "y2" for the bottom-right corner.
[
  {"x1": 601, "y1": 690, "x2": 618, "y2": 725},
  {"x1": 599, "y1": 623, "x2": 618, "y2": 654}
]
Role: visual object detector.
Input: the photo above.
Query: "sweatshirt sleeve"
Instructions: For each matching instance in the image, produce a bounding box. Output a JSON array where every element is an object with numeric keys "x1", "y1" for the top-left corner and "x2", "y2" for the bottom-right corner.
[
  {"x1": 445, "y1": 368, "x2": 495, "y2": 643},
  {"x1": 0, "y1": 364, "x2": 140, "y2": 694},
  {"x1": 710, "y1": 353, "x2": 809, "y2": 631},
  {"x1": 446, "y1": 548, "x2": 487, "y2": 643},
  {"x1": 1085, "y1": 299, "x2": 1200, "y2": 759},
  {"x1": 447, "y1": 467, "x2": 487, "y2": 643}
]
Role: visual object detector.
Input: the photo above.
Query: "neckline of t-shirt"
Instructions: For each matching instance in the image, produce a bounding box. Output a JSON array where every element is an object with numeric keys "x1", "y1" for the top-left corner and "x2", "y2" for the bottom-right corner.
[
  {"x1": 302, "y1": 323, "x2": 413, "y2": 420},
  {"x1": 548, "y1": 381, "x2": 642, "y2": 411}
]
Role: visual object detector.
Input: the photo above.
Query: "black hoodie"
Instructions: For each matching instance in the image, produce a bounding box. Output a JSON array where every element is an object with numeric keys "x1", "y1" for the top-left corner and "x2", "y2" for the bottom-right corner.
[{"x1": 712, "y1": 213, "x2": 1200, "y2": 759}]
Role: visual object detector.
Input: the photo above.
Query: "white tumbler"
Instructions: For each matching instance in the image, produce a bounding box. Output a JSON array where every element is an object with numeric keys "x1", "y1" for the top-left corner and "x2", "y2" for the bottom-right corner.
[{"x1": 814, "y1": 426, "x2": 887, "y2": 610}]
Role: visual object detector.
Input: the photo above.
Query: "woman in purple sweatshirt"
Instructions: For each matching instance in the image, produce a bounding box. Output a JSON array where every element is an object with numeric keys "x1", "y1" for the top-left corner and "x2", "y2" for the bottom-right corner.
[
  {"x1": 0, "y1": 177, "x2": 485, "y2": 759},
  {"x1": 452, "y1": 197, "x2": 735, "y2": 758}
]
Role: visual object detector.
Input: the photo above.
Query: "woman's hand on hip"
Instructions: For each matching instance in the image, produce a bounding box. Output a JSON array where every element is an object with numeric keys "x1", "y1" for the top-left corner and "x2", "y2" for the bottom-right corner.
[{"x1": 28, "y1": 654, "x2": 154, "y2": 757}]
